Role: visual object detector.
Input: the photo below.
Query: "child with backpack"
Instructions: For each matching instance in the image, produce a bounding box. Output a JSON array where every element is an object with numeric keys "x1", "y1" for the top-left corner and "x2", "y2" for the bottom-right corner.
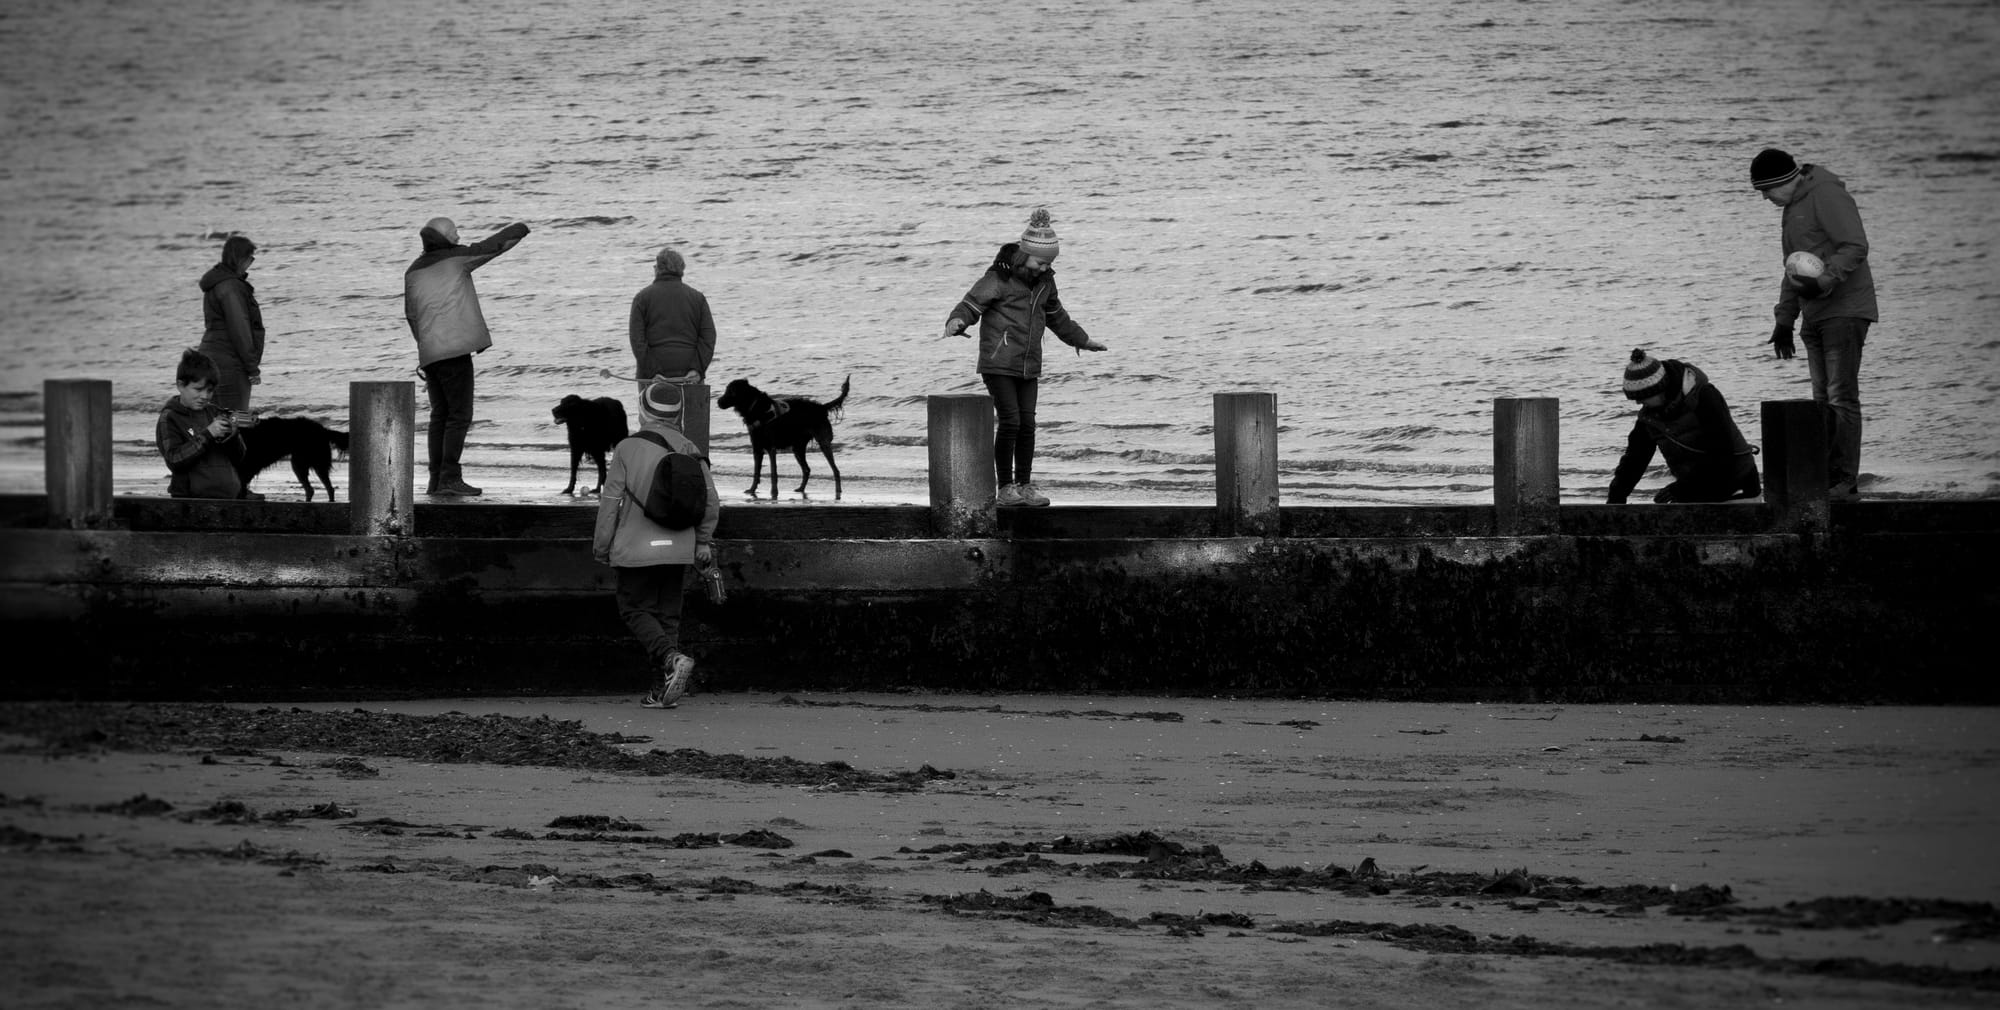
[{"x1": 592, "y1": 381, "x2": 720, "y2": 708}]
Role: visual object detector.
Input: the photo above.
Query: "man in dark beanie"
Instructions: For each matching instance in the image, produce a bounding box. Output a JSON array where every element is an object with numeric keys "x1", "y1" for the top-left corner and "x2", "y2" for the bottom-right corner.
[
  {"x1": 1607, "y1": 348, "x2": 1761, "y2": 505},
  {"x1": 404, "y1": 215, "x2": 531, "y2": 497},
  {"x1": 1748, "y1": 147, "x2": 1877, "y2": 498}
]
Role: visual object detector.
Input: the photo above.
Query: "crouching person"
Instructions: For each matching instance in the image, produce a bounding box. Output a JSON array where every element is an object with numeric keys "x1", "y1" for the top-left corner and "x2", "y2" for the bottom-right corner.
[
  {"x1": 156, "y1": 347, "x2": 249, "y2": 500},
  {"x1": 592, "y1": 381, "x2": 721, "y2": 708},
  {"x1": 1608, "y1": 348, "x2": 1761, "y2": 504}
]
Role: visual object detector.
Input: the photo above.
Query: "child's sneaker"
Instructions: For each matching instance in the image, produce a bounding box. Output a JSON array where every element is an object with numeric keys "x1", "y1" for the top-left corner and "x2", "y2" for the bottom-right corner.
[
  {"x1": 640, "y1": 681, "x2": 674, "y2": 709},
  {"x1": 995, "y1": 483, "x2": 1026, "y2": 507},
  {"x1": 659, "y1": 651, "x2": 696, "y2": 706},
  {"x1": 1016, "y1": 482, "x2": 1051, "y2": 507}
]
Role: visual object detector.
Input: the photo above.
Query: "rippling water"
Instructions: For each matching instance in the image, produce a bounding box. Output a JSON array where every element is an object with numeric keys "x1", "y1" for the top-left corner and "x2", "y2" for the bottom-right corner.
[{"x1": 2, "y1": 0, "x2": 1996, "y2": 505}]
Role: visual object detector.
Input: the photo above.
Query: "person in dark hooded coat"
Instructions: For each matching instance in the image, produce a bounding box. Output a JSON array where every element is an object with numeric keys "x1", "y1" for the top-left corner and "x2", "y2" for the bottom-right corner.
[{"x1": 197, "y1": 235, "x2": 264, "y2": 412}]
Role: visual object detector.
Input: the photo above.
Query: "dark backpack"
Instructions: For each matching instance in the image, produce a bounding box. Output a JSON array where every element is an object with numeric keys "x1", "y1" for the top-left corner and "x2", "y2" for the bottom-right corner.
[{"x1": 632, "y1": 431, "x2": 707, "y2": 529}]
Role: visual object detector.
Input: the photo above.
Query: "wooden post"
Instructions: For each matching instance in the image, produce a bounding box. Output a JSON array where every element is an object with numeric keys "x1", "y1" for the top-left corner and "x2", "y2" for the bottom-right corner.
[
  {"x1": 927, "y1": 393, "x2": 995, "y2": 537},
  {"x1": 1214, "y1": 392, "x2": 1279, "y2": 536},
  {"x1": 1761, "y1": 399, "x2": 1829, "y2": 530},
  {"x1": 682, "y1": 383, "x2": 711, "y2": 457},
  {"x1": 43, "y1": 379, "x2": 114, "y2": 529},
  {"x1": 1494, "y1": 397, "x2": 1560, "y2": 535},
  {"x1": 350, "y1": 381, "x2": 416, "y2": 536}
]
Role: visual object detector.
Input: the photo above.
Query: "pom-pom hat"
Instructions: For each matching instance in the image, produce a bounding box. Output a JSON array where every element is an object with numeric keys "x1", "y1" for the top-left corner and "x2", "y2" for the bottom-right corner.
[
  {"x1": 1750, "y1": 148, "x2": 1799, "y2": 191},
  {"x1": 1019, "y1": 207, "x2": 1060, "y2": 261},
  {"x1": 1623, "y1": 348, "x2": 1667, "y2": 400},
  {"x1": 641, "y1": 380, "x2": 684, "y2": 421}
]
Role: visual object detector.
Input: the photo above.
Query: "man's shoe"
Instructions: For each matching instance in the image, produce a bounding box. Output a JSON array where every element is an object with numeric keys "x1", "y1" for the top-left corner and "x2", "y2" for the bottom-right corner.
[
  {"x1": 238, "y1": 489, "x2": 266, "y2": 502},
  {"x1": 660, "y1": 651, "x2": 695, "y2": 707},
  {"x1": 1828, "y1": 480, "x2": 1859, "y2": 500},
  {"x1": 434, "y1": 478, "x2": 483, "y2": 497},
  {"x1": 1017, "y1": 482, "x2": 1051, "y2": 507},
  {"x1": 995, "y1": 483, "x2": 1026, "y2": 507}
]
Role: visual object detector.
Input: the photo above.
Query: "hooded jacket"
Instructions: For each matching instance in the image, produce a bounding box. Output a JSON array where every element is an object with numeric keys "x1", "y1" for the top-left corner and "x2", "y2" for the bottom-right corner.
[
  {"x1": 629, "y1": 265, "x2": 717, "y2": 383},
  {"x1": 156, "y1": 395, "x2": 246, "y2": 499},
  {"x1": 591, "y1": 419, "x2": 721, "y2": 568},
  {"x1": 1774, "y1": 164, "x2": 1878, "y2": 328},
  {"x1": 198, "y1": 264, "x2": 264, "y2": 377},
  {"x1": 404, "y1": 222, "x2": 531, "y2": 367},
  {"x1": 1608, "y1": 360, "x2": 1758, "y2": 504},
  {"x1": 945, "y1": 243, "x2": 1092, "y2": 379}
]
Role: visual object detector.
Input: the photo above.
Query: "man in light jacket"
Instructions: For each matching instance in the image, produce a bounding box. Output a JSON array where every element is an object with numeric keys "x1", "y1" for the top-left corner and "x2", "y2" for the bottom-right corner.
[{"x1": 404, "y1": 215, "x2": 530, "y2": 496}]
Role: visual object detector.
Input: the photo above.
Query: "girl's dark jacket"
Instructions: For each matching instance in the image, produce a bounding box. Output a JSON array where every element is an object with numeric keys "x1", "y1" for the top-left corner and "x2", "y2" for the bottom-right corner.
[
  {"x1": 155, "y1": 396, "x2": 245, "y2": 499},
  {"x1": 1607, "y1": 360, "x2": 1758, "y2": 504},
  {"x1": 945, "y1": 243, "x2": 1092, "y2": 379},
  {"x1": 198, "y1": 264, "x2": 264, "y2": 380}
]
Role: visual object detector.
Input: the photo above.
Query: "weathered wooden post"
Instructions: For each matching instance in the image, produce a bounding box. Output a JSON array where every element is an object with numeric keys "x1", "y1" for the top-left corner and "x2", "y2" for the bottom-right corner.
[
  {"x1": 1494, "y1": 397, "x2": 1560, "y2": 535},
  {"x1": 682, "y1": 383, "x2": 711, "y2": 457},
  {"x1": 1214, "y1": 392, "x2": 1279, "y2": 536},
  {"x1": 1761, "y1": 399, "x2": 1830, "y2": 531},
  {"x1": 928, "y1": 393, "x2": 995, "y2": 537},
  {"x1": 43, "y1": 379, "x2": 114, "y2": 529},
  {"x1": 350, "y1": 381, "x2": 416, "y2": 536}
]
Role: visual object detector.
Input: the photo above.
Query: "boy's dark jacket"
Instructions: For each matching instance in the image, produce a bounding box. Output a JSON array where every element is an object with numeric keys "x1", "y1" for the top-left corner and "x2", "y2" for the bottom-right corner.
[
  {"x1": 1608, "y1": 360, "x2": 1757, "y2": 504},
  {"x1": 156, "y1": 396, "x2": 246, "y2": 499},
  {"x1": 946, "y1": 242, "x2": 1093, "y2": 379}
]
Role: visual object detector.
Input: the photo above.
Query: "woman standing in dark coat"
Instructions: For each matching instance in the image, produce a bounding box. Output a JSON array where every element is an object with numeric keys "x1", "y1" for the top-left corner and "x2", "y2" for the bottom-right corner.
[{"x1": 198, "y1": 235, "x2": 265, "y2": 411}]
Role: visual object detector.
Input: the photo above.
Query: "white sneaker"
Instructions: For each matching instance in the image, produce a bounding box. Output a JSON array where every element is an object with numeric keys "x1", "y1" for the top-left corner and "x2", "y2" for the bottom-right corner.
[
  {"x1": 1016, "y1": 482, "x2": 1050, "y2": 507},
  {"x1": 995, "y1": 483, "x2": 1026, "y2": 507},
  {"x1": 661, "y1": 651, "x2": 695, "y2": 706}
]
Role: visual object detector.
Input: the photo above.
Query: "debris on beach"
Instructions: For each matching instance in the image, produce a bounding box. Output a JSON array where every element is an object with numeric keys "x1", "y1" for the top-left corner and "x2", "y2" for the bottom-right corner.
[{"x1": 0, "y1": 702, "x2": 956, "y2": 792}]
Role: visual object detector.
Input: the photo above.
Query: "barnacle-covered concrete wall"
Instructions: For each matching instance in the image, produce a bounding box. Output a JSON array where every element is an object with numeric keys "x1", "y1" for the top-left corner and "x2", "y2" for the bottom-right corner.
[{"x1": 1, "y1": 496, "x2": 1993, "y2": 702}]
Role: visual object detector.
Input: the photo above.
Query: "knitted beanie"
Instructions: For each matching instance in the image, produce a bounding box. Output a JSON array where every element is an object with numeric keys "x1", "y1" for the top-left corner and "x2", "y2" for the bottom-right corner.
[
  {"x1": 1623, "y1": 348, "x2": 1667, "y2": 400},
  {"x1": 1019, "y1": 207, "x2": 1060, "y2": 261},
  {"x1": 1750, "y1": 148, "x2": 1799, "y2": 190},
  {"x1": 640, "y1": 380, "x2": 684, "y2": 421}
]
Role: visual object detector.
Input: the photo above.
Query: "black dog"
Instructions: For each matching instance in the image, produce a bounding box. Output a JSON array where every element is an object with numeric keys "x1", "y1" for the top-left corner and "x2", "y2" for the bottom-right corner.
[
  {"x1": 552, "y1": 394, "x2": 629, "y2": 495},
  {"x1": 716, "y1": 376, "x2": 849, "y2": 500},
  {"x1": 235, "y1": 417, "x2": 351, "y2": 502}
]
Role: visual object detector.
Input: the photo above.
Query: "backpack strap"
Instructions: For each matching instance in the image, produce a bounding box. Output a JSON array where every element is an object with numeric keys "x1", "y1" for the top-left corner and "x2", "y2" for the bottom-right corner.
[{"x1": 631, "y1": 428, "x2": 709, "y2": 463}]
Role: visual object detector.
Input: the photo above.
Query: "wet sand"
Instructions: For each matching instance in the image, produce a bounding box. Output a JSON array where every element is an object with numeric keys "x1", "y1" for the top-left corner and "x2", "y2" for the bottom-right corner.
[{"x1": 2, "y1": 695, "x2": 1995, "y2": 1008}]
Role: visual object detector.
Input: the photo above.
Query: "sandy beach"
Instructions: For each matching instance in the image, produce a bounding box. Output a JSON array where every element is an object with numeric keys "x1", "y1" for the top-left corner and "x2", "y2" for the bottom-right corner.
[{"x1": 1, "y1": 694, "x2": 1995, "y2": 1008}]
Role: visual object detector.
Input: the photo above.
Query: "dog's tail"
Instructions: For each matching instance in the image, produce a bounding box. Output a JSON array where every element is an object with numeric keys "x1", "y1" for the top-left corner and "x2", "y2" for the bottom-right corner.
[
  {"x1": 825, "y1": 375, "x2": 851, "y2": 421},
  {"x1": 328, "y1": 427, "x2": 351, "y2": 457}
]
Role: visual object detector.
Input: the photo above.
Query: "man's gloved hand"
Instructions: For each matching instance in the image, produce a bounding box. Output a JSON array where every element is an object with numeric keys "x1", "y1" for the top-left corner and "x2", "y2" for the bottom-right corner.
[
  {"x1": 1770, "y1": 323, "x2": 1796, "y2": 360},
  {"x1": 942, "y1": 322, "x2": 965, "y2": 339}
]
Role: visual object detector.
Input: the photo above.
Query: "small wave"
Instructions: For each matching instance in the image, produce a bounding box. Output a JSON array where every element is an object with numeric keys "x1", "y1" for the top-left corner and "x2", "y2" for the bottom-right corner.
[
  {"x1": 1251, "y1": 282, "x2": 1345, "y2": 295},
  {"x1": 543, "y1": 216, "x2": 637, "y2": 228}
]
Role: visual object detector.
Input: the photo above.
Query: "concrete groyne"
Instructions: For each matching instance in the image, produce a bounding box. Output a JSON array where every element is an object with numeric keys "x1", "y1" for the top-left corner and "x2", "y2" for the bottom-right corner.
[{"x1": 4, "y1": 380, "x2": 1994, "y2": 702}]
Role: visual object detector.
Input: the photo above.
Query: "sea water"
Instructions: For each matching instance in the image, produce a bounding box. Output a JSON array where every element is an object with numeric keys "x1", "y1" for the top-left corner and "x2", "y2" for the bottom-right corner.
[{"x1": 1, "y1": 0, "x2": 1995, "y2": 505}]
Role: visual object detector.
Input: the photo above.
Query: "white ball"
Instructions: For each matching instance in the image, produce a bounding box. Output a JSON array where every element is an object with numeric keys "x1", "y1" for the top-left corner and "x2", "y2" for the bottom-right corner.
[{"x1": 1785, "y1": 251, "x2": 1825, "y2": 279}]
